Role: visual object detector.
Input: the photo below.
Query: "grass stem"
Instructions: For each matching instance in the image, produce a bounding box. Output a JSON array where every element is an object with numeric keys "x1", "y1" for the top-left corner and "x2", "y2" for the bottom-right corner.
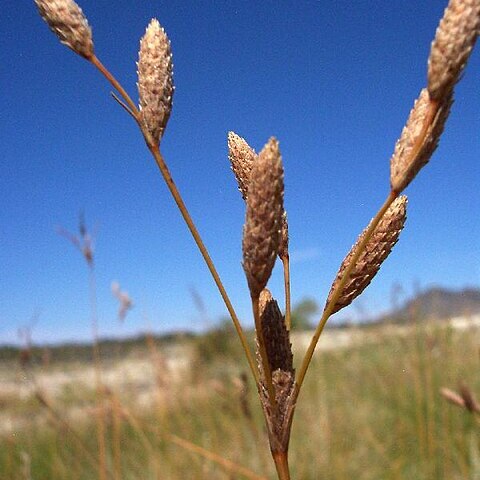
[
  {"x1": 273, "y1": 451, "x2": 291, "y2": 480},
  {"x1": 282, "y1": 255, "x2": 291, "y2": 330},
  {"x1": 149, "y1": 144, "x2": 260, "y2": 385},
  {"x1": 90, "y1": 55, "x2": 139, "y2": 118},
  {"x1": 88, "y1": 56, "x2": 260, "y2": 385},
  {"x1": 295, "y1": 191, "x2": 398, "y2": 391},
  {"x1": 88, "y1": 266, "x2": 107, "y2": 480}
]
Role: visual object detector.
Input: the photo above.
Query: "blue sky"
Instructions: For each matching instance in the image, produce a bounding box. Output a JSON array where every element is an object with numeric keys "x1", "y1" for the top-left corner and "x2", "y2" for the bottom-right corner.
[{"x1": 1, "y1": 1, "x2": 479, "y2": 345}]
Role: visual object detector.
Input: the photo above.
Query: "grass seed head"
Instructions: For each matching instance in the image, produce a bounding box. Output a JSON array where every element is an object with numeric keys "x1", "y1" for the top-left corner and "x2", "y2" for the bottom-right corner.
[
  {"x1": 390, "y1": 89, "x2": 452, "y2": 193},
  {"x1": 228, "y1": 132, "x2": 257, "y2": 201},
  {"x1": 229, "y1": 133, "x2": 290, "y2": 261},
  {"x1": 137, "y1": 19, "x2": 174, "y2": 145},
  {"x1": 428, "y1": 0, "x2": 480, "y2": 101},
  {"x1": 35, "y1": 0, "x2": 94, "y2": 59},
  {"x1": 259, "y1": 289, "x2": 293, "y2": 375},
  {"x1": 255, "y1": 291, "x2": 296, "y2": 454},
  {"x1": 242, "y1": 138, "x2": 284, "y2": 298},
  {"x1": 326, "y1": 196, "x2": 408, "y2": 315}
]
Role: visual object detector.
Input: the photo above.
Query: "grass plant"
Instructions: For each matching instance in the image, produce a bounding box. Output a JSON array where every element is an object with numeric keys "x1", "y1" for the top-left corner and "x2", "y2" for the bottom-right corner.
[{"x1": 23, "y1": 0, "x2": 480, "y2": 478}]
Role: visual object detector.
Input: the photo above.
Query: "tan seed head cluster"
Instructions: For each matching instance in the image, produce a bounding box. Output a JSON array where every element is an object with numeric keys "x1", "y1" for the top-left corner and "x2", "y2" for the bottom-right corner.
[
  {"x1": 428, "y1": 0, "x2": 480, "y2": 101},
  {"x1": 390, "y1": 89, "x2": 452, "y2": 193},
  {"x1": 229, "y1": 133, "x2": 290, "y2": 260},
  {"x1": 228, "y1": 132, "x2": 257, "y2": 200},
  {"x1": 242, "y1": 138, "x2": 284, "y2": 298},
  {"x1": 137, "y1": 19, "x2": 174, "y2": 144},
  {"x1": 35, "y1": 0, "x2": 94, "y2": 59},
  {"x1": 326, "y1": 196, "x2": 408, "y2": 315}
]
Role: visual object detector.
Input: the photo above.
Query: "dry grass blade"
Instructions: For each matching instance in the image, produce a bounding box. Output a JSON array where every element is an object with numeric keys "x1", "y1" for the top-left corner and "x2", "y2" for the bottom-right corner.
[
  {"x1": 137, "y1": 19, "x2": 174, "y2": 144},
  {"x1": 167, "y1": 434, "x2": 269, "y2": 480},
  {"x1": 390, "y1": 89, "x2": 453, "y2": 193},
  {"x1": 35, "y1": 0, "x2": 94, "y2": 59},
  {"x1": 228, "y1": 131, "x2": 257, "y2": 200},
  {"x1": 325, "y1": 195, "x2": 408, "y2": 315},
  {"x1": 243, "y1": 138, "x2": 284, "y2": 298},
  {"x1": 428, "y1": 0, "x2": 480, "y2": 101}
]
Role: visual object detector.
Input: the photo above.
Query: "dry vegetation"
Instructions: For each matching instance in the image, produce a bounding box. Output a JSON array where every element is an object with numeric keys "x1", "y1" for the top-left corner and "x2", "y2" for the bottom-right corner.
[
  {"x1": 2, "y1": 320, "x2": 480, "y2": 479},
  {"x1": 7, "y1": 0, "x2": 480, "y2": 478}
]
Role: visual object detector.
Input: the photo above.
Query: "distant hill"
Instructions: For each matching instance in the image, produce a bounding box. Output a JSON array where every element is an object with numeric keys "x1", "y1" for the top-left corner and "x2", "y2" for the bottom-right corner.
[{"x1": 380, "y1": 287, "x2": 480, "y2": 324}]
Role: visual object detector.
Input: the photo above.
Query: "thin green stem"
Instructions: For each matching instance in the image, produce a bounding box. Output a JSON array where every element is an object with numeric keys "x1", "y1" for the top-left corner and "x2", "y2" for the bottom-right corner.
[
  {"x1": 149, "y1": 144, "x2": 260, "y2": 384},
  {"x1": 295, "y1": 191, "x2": 398, "y2": 391},
  {"x1": 282, "y1": 255, "x2": 291, "y2": 330}
]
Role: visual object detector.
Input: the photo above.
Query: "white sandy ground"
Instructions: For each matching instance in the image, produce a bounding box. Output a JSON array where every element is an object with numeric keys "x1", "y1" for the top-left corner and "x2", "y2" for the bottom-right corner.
[{"x1": 1, "y1": 314, "x2": 479, "y2": 436}]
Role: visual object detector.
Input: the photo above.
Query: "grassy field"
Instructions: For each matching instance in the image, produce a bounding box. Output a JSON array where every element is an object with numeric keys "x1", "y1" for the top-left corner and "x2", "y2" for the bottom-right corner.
[{"x1": 1, "y1": 320, "x2": 480, "y2": 479}]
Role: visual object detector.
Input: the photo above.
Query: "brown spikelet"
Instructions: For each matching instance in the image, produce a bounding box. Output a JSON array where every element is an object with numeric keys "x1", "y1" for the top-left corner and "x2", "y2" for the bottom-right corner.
[
  {"x1": 258, "y1": 289, "x2": 293, "y2": 374},
  {"x1": 428, "y1": 0, "x2": 480, "y2": 101},
  {"x1": 137, "y1": 19, "x2": 174, "y2": 144},
  {"x1": 35, "y1": 0, "x2": 94, "y2": 59},
  {"x1": 228, "y1": 132, "x2": 257, "y2": 200},
  {"x1": 259, "y1": 369, "x2": 296, "y2": 454},
  {"x1": 326, "y1": 196, "x2": 408, "y2": 315},
  {"x1": 228, "y1": 132, "x2": 291, "y2": 261},
  {"x1": 255, "y1": 292, "x2": 296, "y2": 455},
  {"x1": 390, "y1": 89, "x2": 452, "y2": 193},
  {"x1": 242, "y1": 138, "x2": 284, "y2": 298}
]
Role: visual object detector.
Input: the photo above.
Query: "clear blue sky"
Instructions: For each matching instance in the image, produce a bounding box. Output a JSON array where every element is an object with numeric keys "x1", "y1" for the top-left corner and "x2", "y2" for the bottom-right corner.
[{"x1": 1, "y1": 1, "x2": 479, "y2": 345}]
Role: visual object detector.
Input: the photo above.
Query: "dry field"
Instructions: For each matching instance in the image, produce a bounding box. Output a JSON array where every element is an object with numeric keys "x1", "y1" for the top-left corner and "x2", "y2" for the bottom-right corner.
[{"x1": 2, "y1": 316, "x2": 480, "y2": 479}]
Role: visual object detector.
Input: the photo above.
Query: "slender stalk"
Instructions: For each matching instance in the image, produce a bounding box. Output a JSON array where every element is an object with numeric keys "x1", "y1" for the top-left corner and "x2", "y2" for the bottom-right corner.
[
  {"x1": 89, "y1": 57, "x2": 260, "y2": 385},
  {"x1": 118, "y1": 407, "x2": 161, "y2": 477},
  {"x1": 90, "y1": 55, "x2": 139, "y2": 118},
  {"x1": 35, "y1": 390, "x2": 105, "y2": 475},
  {"x1": 111, "y1": 394, "x2": 123, "y2": 480},
  {"x1": 273, "y1": 452, "x2": 291, "y2": 480},
  {"x1": 252, "y1": 295, "x2": 276, "y2": 409},
  {"x1": 282, "y1": 255, "x2": 291, "y2": 330},
  {"x1": 296, "y1": 96, "x2": 441, "y2": 392},
  {"x1": 88, "y1": 266, "x2": 108, "y2": 480},
  {"x1": 149, "y1": 144, "x2": 260, "y2": 384},
  {"x1": 295, "y1": 191, "x2": 397, "y2": 391},
  {"x1": 168, "y1": 433, "x2": 269, "y2": 480}
]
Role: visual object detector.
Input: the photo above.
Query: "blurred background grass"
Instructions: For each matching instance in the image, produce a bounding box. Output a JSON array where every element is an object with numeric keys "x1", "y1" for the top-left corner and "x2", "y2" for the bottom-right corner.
[{"x1": 1, "y1": 316, "x2": 480, "y2": 479}]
